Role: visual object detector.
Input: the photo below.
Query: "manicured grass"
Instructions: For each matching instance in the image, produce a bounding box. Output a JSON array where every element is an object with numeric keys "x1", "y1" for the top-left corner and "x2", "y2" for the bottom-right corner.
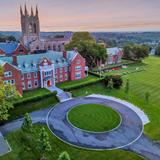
[
  {"x1": 56, "y1": 75, "x2": 98, "y2": 89},
  {"x1": 72, "y1": 56, "x2": 160, "y2": 140},
  {"x1": 68, "y1": 104, "x2": 121, "y2": 132},
  {"x1": 0, "y1": 125, "x2": 144, "y2": 160}
]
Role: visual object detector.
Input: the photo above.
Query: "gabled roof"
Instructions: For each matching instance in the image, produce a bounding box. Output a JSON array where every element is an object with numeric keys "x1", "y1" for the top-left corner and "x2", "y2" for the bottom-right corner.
[
  {"x1": 0, "y1": 42, "x2": 19, "y2": 55},
  {"x1": 107, "y1": 47, "x2": 122, "y2": 56},
  {"x1": 0, "y1": 50, "x2": 79, "y2": 73},
  {"x1": 67, "y1": 51, "x2": 78, "y2": 61}
]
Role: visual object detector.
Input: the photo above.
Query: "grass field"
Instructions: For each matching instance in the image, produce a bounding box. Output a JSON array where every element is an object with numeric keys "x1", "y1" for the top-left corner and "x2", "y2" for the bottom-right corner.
[
  {"x1": 72, "y1": 56, "x2": 160, "y2": 140},
  {"x1": 68, "y1": 104, "x2": 121, "y2": 132},
  {"x1": 0, "y1": 125, "x2": 144, "y2": 160}
]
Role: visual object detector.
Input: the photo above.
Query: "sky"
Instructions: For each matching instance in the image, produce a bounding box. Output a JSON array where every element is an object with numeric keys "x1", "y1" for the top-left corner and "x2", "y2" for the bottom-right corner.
[{"x1": 0, "y1": 0, "x2": 160, "y2": 32}]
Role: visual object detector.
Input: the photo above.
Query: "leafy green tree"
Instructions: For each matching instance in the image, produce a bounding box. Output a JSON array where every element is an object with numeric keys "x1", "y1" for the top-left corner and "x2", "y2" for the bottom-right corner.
[
  {"x1": 0, "y1": 67, "x2": 20, "y2": 121},
  {"x1": 65, "y1": 32, "x2": 107, "y2": 68},
  {"x1": 70, "y1": 32, "x2": 96, "y2": 43},
  {"x1": 125, "y1": 79, "x2": 129, "y2": 95},
  {"x1": 155, "y1": 46, "x2": 160, "y2": 56},
  {"x1": 21, "y1": 113, "x2": 33, "y2": 132},
  {"x1": 38, "y1": 127, "x2": 52, "y2": 160},
  {"x1": 123, "y1": 44, "x2": 149, "y2": 61},
  {"x1": 111, "y1": 75, "x2": 123, "y2": 89},
  {"x1": 145, "y1": 92, "x2": 150, "y2": 104},
  {"x1": 58, "y1": 151, "x2": 71, "y2": 160}
]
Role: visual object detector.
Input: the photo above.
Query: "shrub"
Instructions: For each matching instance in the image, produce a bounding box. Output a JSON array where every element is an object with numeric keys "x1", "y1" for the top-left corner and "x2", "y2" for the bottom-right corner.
[
  {"x1": 111, "y1": 75, "x2": 123, "y2": 89},
  {"x1": 63, "y1": 79, "x2": 103, "y2": 91},
  {"x1": 14, "y1": 91, "x2": 57, "y2": 107}
]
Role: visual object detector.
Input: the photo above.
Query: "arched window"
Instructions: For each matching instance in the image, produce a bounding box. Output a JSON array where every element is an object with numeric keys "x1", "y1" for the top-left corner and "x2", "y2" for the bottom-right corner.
[
  {"x1": 29, "y1": 23, "x2": 33, "y2": 33},
  {"x1": 58, "y1": 45, "x2": 61, "y2": 51}
]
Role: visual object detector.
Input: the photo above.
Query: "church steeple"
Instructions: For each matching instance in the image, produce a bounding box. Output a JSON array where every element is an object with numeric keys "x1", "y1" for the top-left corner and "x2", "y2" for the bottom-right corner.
[
  {"x1": 31, "y1": 6, "x2": 34, "y2": 16},
  {"x1": 20, "y1": 5, "x2": 23, "y2": 16},
  {"x1": 25, "y1": 4, "x2": 28, "y2": 16},
  {"x1": 36, "y1": 5, "x2": 38, "y2": 17}
]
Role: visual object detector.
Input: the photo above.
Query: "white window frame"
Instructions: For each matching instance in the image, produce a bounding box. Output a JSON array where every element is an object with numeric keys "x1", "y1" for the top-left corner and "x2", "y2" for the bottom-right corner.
[
  {"x1": 27, "y1": 73, "x2": 31, "y2": 79},
  {"x1": 4, "y1": 71, "x2": 12, "y2": 77},
  {"x1": 28, "y1": 80, "x2": 32, "y2": 89}
]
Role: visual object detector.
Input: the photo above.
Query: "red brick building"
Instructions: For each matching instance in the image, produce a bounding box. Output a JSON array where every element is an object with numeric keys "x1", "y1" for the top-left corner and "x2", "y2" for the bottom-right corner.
[
  {"x1": 0, "y1": 50, "x2": 87, "y2": 95},
  {"x1": 0, "y1": 42, "x2": 28, "y2": 56}
]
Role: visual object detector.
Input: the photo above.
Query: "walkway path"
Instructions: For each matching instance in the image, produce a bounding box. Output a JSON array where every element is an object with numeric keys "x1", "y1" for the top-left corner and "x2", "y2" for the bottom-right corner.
[{"x1": 0, "y1": 95, "x2": 160, "y2": 160}]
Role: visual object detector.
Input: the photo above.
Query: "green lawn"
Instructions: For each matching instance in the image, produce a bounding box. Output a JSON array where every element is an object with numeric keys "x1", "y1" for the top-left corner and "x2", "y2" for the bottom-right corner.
[
  {"x1": 56, "y1": 75, "x2": 98, "y2": 89},
  {"x1": 0, "y1": 125, "x2": 144, "y2": 160},
  {"x1": 72, "y1": 56, "x2": 160, "y2": 140},
  {"x1": 68, "y1": 104, "x2": 121, "y2": 132}
]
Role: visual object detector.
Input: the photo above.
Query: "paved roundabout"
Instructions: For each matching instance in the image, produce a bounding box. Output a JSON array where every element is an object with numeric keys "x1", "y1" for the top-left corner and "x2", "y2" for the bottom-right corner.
[{"x1": 46, "y1": 96, "x2": 143, "y2": 150}]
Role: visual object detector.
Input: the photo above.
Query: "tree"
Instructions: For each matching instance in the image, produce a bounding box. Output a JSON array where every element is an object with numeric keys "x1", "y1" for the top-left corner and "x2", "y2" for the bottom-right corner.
[
  {"x1": 125, "y1": 79, "x2": 129, "y2": 95},
  {"x1": 21, "y1": 113, "x2": 33, "y2": 132},
  {"x1": 123, "y1": 44, "x2": 149, "y2": 61},
  {"x1": 38, "y1": 127, "x2": 52, "y2": 160},
  {"x1": 155, "y1": 46, "x2": 160, "y2": 56},
  {"x1": 58, "y1": 151, "x2": 71, "y2": 160},
  {"x1": 111, "y1": 75, "x2": 123, "y2": 89},
  {"x1": 145, "y1": 92, "x2": 150, "y2": 104},
  {"x1": 0, "y1": 67, "x2": 20, "y2": 121},
  {"x1": 7, "y1": 35, "x2": 16, "y2": 42},
  {"x1": 107, "y1": 79, "x2": 113, "y2": 91},
  {"x1": 65, "y1": 32, "x2": 107, "y2": 68}
]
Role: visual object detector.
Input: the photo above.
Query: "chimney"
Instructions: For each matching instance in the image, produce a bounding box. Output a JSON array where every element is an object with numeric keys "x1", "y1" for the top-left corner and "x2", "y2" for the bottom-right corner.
[
  {"x1": 63, "y1": 50, "x2": 67, "y2": 59},
  {"x1": 13, "y1": 55, "x2": 18, "y2": 66},
  {"x1": 74, "y1": 47, "x2": 78, "y2": 52}
]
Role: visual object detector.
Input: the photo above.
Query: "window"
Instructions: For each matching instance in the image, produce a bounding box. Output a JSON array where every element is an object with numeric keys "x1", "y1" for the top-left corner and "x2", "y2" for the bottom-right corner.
[
  {"x1": 65, "y1": 67, "x2": 68, "y2": 72},
  {"x1": 34, "y1": 80, "x2": 38, "y2": 87},
  {"x1": 22, "y1": 82, "x2": 25, "y2": 90},
  {"x1": 27, "y1": 73, "x2": 31, "y2": 79},
  {"x1": 4, "y1": 71, "x2": 12, "y2": 77},
  {"x1": 4, "y1": 79, "x2": 15, "y2": 85},
  {"x1": 75, "y1": 72, "x2": 81, "y2": 79},
  {"x1": 75, "y1": 66, "x2": 81, "y2": 71},
  {"x1": 65, "y1": 74, "x2": 68, "y2": 80},
  {"x1": 28, "y1": 80, "x2": 32, "y2": 89},
  {"x1": 55, "y1": 76, "x2": 58, "y2": 83},
  {"x1": 19, "y1": 49, "x2": 24, "y2": 53},
  {"x1": 59, "y1": 74, "x2": 63, "y2": 78},
  {"x1": 21, "y1": 74, "x2": 24, "y2": 80},
  {"x1": 34, "y1": 72, "x2": 37, "y2": 78},
  {"x1": 44, "y1": 71, "x2": 52, "y2": 77},
  {"x1": 76, "y1": 59, "x2": 81, "y2": 64}
]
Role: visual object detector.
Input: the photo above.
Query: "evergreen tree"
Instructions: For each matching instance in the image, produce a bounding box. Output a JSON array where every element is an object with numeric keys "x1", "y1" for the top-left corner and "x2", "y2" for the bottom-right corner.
[
  {"x1": 145, "y1": 92, "x2": 150, "y2": 104},
  {"x1": 125, "y1": 79, "x2": 129, "y2": 95},
  {"x1": 58, "y1": 151, "x2": 71, "y2": 160},
  {"x1": 21, "y1": 113, "x2": 33, "y2": 132},
  {"x1": 107, "y1": 79, "x2": 113, "y2": 91},
  {"x1": 38, "y1": 127, "x2": 52, "y2": 160}
]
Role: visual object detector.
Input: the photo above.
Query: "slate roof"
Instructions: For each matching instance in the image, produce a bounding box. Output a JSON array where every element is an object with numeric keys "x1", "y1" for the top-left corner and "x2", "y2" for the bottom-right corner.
[
  {"x1": 107, "y1": 47, "x2": 122, "y2": 56},
  {"x1": 0, "y1": 42, "x2": 19, "y2": 55},
  {"x1": 0, "y1": 50, "x2": 78, "y2": 73}
]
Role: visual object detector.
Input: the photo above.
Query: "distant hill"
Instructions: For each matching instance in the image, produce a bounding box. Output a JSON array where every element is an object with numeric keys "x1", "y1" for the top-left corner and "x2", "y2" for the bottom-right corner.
[
  {"x1": 0, "y1": 31, "x2": 73, "y2": 40},
  {"x1": 0, "y1": 31, "x2": 160, "y2": 47}
]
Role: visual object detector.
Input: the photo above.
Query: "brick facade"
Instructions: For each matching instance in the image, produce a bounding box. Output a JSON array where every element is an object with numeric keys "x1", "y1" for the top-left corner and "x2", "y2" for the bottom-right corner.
[{"x1": 0, "y1": 51, "x2": 86, "y2": 95}]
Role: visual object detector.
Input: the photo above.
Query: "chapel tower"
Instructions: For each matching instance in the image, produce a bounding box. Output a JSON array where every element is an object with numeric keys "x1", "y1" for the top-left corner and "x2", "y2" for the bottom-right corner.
[{"x1": 20, "y1": 5, "x2": 40, "y2": 47}]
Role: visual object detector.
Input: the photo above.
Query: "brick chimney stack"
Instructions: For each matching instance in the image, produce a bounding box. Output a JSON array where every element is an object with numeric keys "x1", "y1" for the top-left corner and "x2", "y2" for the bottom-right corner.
[
  {"x1": 13, "y1": 55, "x2": 18, "y2": 66},
  {"x1": 63, "y1": 50, "x2": 67, "y2": 59}
]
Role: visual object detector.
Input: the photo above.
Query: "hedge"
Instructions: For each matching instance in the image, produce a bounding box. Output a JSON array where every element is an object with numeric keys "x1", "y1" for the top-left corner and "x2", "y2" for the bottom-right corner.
[
  {"x1": 14, "y1": 91, "x2": 57, "y2": 107},
  {"x1": 63, "y1": 78, "x2": 104, "y2": 91},
  {"x1": 88, "y1": 71, "x2": 102, "y2": 78}
]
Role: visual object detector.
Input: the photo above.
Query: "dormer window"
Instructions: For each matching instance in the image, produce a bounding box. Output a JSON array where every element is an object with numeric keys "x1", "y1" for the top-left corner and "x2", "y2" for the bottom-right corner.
[
  {"x1": 23, "y1": 62, "x2": 29, "y2": 68},
  {"x1": 32, "y1": 62, "x2": 36, "y2": 68}
]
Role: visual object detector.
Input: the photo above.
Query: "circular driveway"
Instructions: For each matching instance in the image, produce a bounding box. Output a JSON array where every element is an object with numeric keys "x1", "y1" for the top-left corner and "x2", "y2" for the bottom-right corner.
[{"x1": 47, "y1": 97, "x2": 143, "y2": 150}]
